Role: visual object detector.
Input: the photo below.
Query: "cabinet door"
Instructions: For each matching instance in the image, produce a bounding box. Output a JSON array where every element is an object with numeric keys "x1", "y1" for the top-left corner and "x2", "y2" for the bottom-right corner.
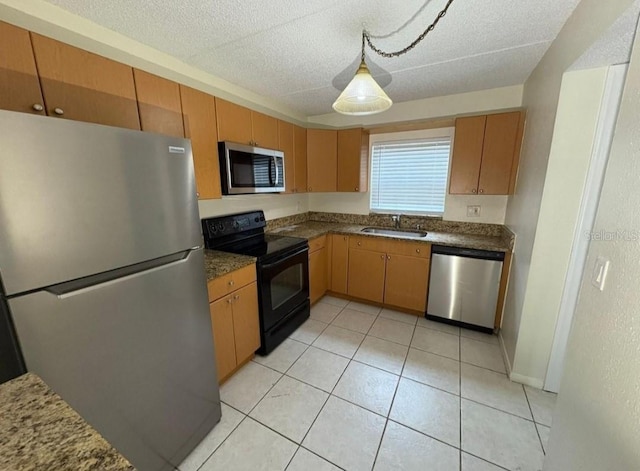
[
  {"x1": 449, "y1": 115, "x2": 486, "y2": 194},
  {"x1": 209, "y1": 296, "x2": 236, "y2": 382},
  {"x1": 180, "y1": 85, "x2": 222, "y2": 200},
  {"x1": 307, "y1": 129, "x2": 337, "y2": 192},
  {"x1": 133, "y1": 69, "x2": 184, "y2": 138},
  {"x1": 0, "y1": 22, "x2": 45, "y2": 115},
  {"x1": 309, "y1": 247, "x2": 328, "y2": 304},
  {"x1": 215, "y1": 98, "x2": 252, "y2": 144},
  {"x1": 231, "y1": 282, "x2": 261, "y2": 364},
  {"x1": 30, "y1": 34, "x2": 140, "y2": 130},
  {"x1": 294, "y1": 125, "x2": 307, "y2": 193},
  {"x1": 252, "y1": 111, "x2": 278, "y2": 149},
  {"x1": 337, "y1": 128, "x2": 368, "y2": 192},
  {"x1": 384, "y1": 254, "x2": 430, "y2": 311},
  {"x1": 478, "y1": 112, "x2": 521, "y2": 195},
  {"x1": 331, "y1": 235, "x2": 349, "y2": 294},
  {"x1": 278, "y1": 120, "x2": 295, "y2": 194},
  {"x1": 347, "y1": 248, "x2": 386, "y2": 303}
]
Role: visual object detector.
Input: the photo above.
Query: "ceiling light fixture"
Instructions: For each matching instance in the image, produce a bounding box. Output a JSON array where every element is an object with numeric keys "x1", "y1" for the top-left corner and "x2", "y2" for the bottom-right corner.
[{"x1": 332, "y1": 0, "x2": 456, "y2": 116}]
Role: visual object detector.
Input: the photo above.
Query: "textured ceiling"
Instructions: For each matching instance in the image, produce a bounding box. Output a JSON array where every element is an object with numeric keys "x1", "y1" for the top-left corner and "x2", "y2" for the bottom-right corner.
[
  {"x1": 44, "y1": 0, "x2": 582, "y2": 117},
  {"x1": 571, "y1": 1, "x2": 640, "y2": 71}
]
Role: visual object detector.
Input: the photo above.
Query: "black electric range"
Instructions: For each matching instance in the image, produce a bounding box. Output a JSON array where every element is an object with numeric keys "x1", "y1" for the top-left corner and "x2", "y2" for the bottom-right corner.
[{"x1": 202, "y1": 211, "x2": 310, "y2": 354}]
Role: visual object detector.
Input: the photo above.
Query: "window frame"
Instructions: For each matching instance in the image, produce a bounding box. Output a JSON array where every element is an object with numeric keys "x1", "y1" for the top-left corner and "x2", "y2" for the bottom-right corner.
[{"x1": 368, "y1": 127, "x2": 455, "y2": 216}]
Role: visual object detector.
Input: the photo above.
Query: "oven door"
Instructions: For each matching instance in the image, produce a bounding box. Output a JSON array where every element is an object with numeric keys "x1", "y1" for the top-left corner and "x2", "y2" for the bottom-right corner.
[
  {"x1": 259, "y1": 246, "x2": 309, "y2": 332},
  {"x1": 221, "y1": 142, "x2": 285, "y2": 194}
]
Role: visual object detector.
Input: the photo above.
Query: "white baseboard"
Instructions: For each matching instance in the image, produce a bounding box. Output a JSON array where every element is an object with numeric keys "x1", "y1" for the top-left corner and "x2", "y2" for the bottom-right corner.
[
  {"x1": 498, "y1": 332, "x2": 545, "y2": 389},
  {"x1": 498, "y1": 331, "x2": 512, "y2": 375}
]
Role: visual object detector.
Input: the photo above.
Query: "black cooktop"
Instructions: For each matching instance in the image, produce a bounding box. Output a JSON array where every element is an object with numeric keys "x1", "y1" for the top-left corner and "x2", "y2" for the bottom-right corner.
[{"x1": 202, "y1": 211, "x2": 308, "y2": 261}]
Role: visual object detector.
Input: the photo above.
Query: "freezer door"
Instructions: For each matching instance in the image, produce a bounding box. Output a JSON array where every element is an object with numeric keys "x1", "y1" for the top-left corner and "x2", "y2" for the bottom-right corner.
[
  {"x1": 427, "y1": 253, "x2": 503, "y2": 329},
  {"x1": 9, "y1": 248, "x2": 220, "y2": 471},
  {"x1": 0, "y1": 110, "x2": 201, "y2": 296}
]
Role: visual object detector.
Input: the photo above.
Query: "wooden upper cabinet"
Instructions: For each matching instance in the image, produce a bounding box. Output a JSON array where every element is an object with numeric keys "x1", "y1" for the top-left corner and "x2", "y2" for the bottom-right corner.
[
  {"x1": 294, "y1": 125, "x2": 307, "y2": 194},
  {"x1": 252, "y1": 111, "x2": 278, "y2": 148},
  {"x1": 133, "y1": 69, "x2": 184, "y2": 138},
  {"x1": 180, "y1": 85, "x2": 221, "y2": 200},
  {"x1": 307, "y1": 129, "x2": 338, "y2": 192},
  {"x1": 278, "y1": 120, "x2": 295, "y2": 193},
  {"x1": 0, "y1": 22, "x2": 45, "y2": 115},
  {"x1": 30, "y1": 33, "x2": 140, "y2": 130},
  {"x1": 449, "y1": 115, "x2": 486, "y2": 195},
  {"x1": 478, "y1": 112, "x2": 523, "y2": 195},
  {"x1": 215, "y1": 98, "x2": 252, "y2": 144},
  {"x1": 449, "y1": 111, "x2": 524, "y2": 195},
  {"x1": 337, "y1": 128, "x2": 369, "y2": 192}
]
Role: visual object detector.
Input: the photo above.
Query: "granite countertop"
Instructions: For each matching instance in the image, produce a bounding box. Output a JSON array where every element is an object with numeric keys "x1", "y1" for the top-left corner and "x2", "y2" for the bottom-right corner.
[
  {"x1": 0, "y1": 373, "x2": 135, "y2": 471},
  {"x1": 204, "y1": 249, "x2": 256, "y2": 281},
  {"x1": 270, "y1": 221, "x2": 512, "y2": 252}
]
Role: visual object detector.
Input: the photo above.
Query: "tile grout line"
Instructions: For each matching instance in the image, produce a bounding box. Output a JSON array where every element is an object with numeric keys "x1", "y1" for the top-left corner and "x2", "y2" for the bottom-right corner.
[
  {"x1": 459, "y1": 325, "x2": 463, "y2": 471},
  {"x1": 524, "y1": 385, "x2": 547, "y2": 455}
]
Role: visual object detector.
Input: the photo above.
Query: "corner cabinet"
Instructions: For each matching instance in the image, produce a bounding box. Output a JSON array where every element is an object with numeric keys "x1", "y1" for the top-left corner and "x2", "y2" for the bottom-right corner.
[
  {"x1": 307, "y1": 129, "x2": 338, "y2": 192},
  {"x1": 207, "y1": 265, "x2": 260, "y2": 384},
  {"x1": 294, "y1": 125, "x2": 308, "y2": 193},
  {"x1": 449, "y1": 111, "x2": 525, "y2": 195}
]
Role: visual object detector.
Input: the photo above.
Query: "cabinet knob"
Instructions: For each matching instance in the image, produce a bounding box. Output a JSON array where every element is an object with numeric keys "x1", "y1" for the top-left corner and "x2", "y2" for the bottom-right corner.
[
  {"x1": 196, "y1": 192, "x2": 200, "y2": 198},
  {"x1": 53, "y1": 108, "x2": 64, "y2": 116},
  {"x1": 479, "y1": 189, "x2": 484, "y2": 194},
  {"x1": 387, "y1": 255, "x2": 391, "y2": 260},
  {"x1": 344, "y1": 236, "x2": 348, "y2": 241},
  {"x1": 355, "y1": 187, "x2": 358, "y2": 191},
  {"x1": 308, "y1": 187, "x2": 312, "y2": 192},
  {"x1": 381, "y1": 255, "x2": 385, "y2": 260},
  {"x1": 228, "y1": 280, "x2": 234, "y2": 286},
  {"x1": 234, "y1": 295, "x2": 240, "y2": 300},
  {"x1": 227, "y1": 299, "x2": 232, "y2": 304},
  {"x1": 32, "y1": 104, "x2": 44, "y2": 112},
  {"x1": 357, "y1": 242, "x2": 362, "y2": 246},
  {"x1": 471, "y1": 188, "x2": 477, "y2": 194},
  {"x1": 416, "y1": 248, "x2": 420, "y2": 254}
]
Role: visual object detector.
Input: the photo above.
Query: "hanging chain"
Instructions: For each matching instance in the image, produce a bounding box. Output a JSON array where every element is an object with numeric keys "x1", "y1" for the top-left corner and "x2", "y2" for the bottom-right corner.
[{"x1": 363, "y1": 0, "x2": 455, "y2": 58}]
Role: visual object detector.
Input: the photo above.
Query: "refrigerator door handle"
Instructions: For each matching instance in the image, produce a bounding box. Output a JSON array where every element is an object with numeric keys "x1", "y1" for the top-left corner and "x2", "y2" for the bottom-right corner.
[{"x1": 45, "y1": 250, "x2": 194, "y2": 298}]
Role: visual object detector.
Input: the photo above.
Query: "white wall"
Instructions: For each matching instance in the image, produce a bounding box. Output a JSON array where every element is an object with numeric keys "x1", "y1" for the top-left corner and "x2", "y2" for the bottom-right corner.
[
  {"x1": 198, "y1": 194, "x2": 308, "y2": 220},
  {"x1": 308, "y1": 85, "x2": 524, "y2": 127},
  {"x1": 500, "y1": 0, "x2": 635, "y2": 381},
  {"x1": 544, "y1": 16, "x2": 640, "y2": 470}
]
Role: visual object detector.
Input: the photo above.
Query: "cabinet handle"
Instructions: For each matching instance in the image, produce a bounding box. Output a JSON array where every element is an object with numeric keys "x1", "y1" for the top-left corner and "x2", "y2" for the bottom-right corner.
[
  {"x1": 228, "y1": 280, "x2": 234, "y2": 286},
  {"x1": 227, "y1": 298, "x2": 233, "y2": 304},
  {"x1": 381, "y1": 255, "x2": 385, "y2": 260},
  {"x1": 53, "y1": 107, "x2": 64, "y2": 116},
  {"x1": 308, "y1": 187, "x2": 312, "y2": 192},
  {"x1": 234, "y1": 295, "x2": 240, "y2": 300},
  {"x1": 479, "y1": 189, "x2": 484, "y2": 194},
  {"x1": 387, "y1": 255, "x2": 391, "y2": 260},
  {"x1": 344, "y1": 236, "x2": 348, "y2": 241},
  {"x1": 32, "y1": 104, "x2": 44, "y2": 112},
  {"x1": 355, "y1": 187, "x2": 358, "y2": 191},
  {"x1": 471, "y1": 188, "x2": 477, "y2": 194},
  {"x1": 416, "y1": 248, "x2": 420, "y2": 254},
  {"x1": 357, "y1": 242, "x2": 362, "y2": 246}
]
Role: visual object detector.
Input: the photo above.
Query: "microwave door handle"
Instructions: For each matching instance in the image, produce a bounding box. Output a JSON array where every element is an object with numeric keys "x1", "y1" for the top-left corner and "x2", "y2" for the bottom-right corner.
[{"x1": 272, "y1": 156, "x2": 279, "y2": 187}]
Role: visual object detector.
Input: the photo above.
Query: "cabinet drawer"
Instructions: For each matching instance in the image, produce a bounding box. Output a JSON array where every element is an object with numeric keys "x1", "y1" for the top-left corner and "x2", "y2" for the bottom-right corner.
[
  {"x1": 207, "y1": 264, "x2": 257, "y2": 302},
  {"x1": 386, "y1": 240, "x2": 431, "y2": 259},
  {"x1": 349, "y1": 235, "x2": 387, "y2": 253},
  {"x1": 309, "y1": 235, "x2": 326, "y2": 253}
]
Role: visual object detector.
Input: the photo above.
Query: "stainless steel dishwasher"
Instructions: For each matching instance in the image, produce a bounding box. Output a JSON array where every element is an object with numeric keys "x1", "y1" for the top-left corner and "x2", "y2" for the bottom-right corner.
[{"x1": 427, "y1": 245, "x2": 505, "y2": 332}]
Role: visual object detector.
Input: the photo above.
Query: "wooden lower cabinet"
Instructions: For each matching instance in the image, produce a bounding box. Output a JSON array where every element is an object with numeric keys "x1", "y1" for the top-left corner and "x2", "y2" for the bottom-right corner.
[
  {"x1": 347, "y1": 248, "x2": 386, "y2": 303},
  {"x1": 208, "y1": 267, "x2": 260, "y2": 384},
  {"x1": 309, "y1": 237, "x2": 328, "y2": 304},
  {"x1": 384, "y1": 254, "x2": 430, "y2": 311},
  {"x1": 330, "y1": 235, "x2": 349, "y2": 294}
]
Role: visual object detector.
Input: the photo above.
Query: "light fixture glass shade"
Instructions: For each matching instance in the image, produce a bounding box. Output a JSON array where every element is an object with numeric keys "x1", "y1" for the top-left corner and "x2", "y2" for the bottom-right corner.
[{"x1": 332, "y1": 61, "x2": 392, "y2": 115}]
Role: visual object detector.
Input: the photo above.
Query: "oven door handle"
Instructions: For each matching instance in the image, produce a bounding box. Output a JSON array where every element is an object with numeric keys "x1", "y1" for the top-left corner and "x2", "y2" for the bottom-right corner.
[{"x1": 260, "y1": 246, "x2": 308, "y2": 270}]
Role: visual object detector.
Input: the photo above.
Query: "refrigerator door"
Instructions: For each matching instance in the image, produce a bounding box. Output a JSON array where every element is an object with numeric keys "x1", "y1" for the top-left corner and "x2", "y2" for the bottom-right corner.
[
  {"x1": 9, "y1": 248, "x2": 220, "y2": 471},
  {"x1": 0, "y1": 110, "x2": 201, "y2": 296}
]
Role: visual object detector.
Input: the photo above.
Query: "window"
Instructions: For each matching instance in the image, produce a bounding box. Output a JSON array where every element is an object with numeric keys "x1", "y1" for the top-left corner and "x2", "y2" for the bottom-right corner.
[{"x1": 370, "y1": 131, "x2": 452, "y2": 215}]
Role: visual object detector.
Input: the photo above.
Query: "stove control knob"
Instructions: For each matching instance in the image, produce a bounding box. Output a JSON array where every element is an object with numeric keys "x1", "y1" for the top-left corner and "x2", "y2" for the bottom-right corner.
[
  {"x1": 217, "y1": 223, "x2": 224, "y2": 231},
  {"x1": 254, "y1": 217, "x2": 260, "y2": 223}
]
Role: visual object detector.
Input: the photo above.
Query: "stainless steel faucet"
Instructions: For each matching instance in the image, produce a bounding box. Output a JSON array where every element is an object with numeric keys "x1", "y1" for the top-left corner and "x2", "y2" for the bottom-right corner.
[{"x1": 391, "y1": 214, "x2": 402, "y2": 229}]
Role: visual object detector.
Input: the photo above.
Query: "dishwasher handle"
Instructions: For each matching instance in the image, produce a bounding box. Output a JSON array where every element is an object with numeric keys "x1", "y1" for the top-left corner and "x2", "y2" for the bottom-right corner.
[{"x1": 431, "y1": 245, "x2": 505, "y2": 261}]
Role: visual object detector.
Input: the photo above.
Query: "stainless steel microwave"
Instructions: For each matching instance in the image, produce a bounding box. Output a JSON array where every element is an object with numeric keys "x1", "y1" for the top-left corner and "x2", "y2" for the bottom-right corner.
[{"x1": 218, "y1": 141, "x2": 285, "y2": 194}]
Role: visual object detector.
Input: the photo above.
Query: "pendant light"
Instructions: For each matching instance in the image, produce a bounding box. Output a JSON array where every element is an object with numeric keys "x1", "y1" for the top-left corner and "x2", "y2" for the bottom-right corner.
[{"x1": 332, "y1": 0, "x2": 455, "y2": 116}]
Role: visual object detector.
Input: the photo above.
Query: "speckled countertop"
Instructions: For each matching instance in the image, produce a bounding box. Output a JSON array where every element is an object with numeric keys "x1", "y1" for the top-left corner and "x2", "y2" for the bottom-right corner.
[
  {"x1": 0, "y1": 373, "x2": 135, "y2": 471},
  {"x1": 204, "y1": 249, "x2": 256, "y2": 281},
  {"x1": 269, "y1": 221, "x2": 512, "y2": 252}
]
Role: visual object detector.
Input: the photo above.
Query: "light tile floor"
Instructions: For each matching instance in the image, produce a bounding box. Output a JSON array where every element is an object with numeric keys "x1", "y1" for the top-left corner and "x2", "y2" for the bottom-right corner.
[{"x1": 180, "y1": 296, "x2": 557, "y2": 471}]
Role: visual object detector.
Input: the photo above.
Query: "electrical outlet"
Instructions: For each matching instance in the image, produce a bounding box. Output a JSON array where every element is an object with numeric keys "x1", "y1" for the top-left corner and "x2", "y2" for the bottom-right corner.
[{"x1": 467, "y1": 205, "x2": 481, "y2": 217}]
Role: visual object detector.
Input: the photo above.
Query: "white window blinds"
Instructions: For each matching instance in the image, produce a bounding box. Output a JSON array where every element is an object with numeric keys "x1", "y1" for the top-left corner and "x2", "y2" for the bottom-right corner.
[{"x1": 370, "y1": 138, "x2": 452, "y2": 215}]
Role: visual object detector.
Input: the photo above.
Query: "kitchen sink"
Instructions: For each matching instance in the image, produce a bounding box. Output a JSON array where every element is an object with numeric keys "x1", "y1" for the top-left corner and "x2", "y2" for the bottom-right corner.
[{"x1": 361, "y1": 227, "x2": 428, "y2": 238}]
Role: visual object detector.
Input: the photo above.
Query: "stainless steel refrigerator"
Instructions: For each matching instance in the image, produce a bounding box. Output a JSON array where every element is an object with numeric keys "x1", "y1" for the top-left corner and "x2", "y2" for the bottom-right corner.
[{"x1": 0, "y1": 110, "x2": 221, "y2": 470}]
